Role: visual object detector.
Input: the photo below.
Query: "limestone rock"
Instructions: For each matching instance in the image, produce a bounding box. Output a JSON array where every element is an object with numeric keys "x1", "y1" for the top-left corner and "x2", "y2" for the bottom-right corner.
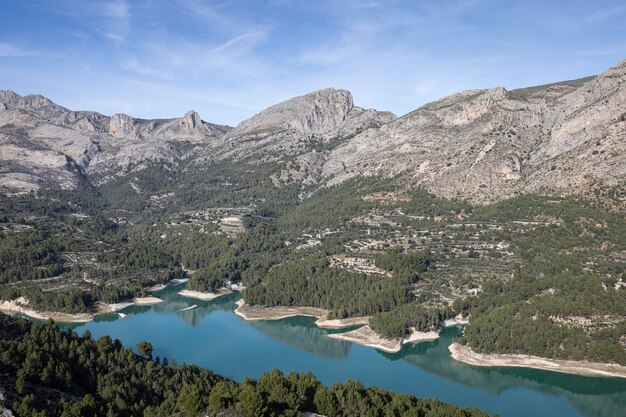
[
  {"x1": 0, "y1": 91, "x2": 229, "y2": 191},
  {"x1": 109, "y1": 113, "x2": 135, "y2": 138},
  {"x1": 183, "y1": 110, "x2": 202, "y2": 130},
  {"x1": 230, "y1": 88, "x2": 355, "y2": 136},
  {"x1": 1, "y1": 58, "x2": 625, "y2": 202},
  {"x1": 321, "y1": 59, "x2": 626, "y2": 203}
]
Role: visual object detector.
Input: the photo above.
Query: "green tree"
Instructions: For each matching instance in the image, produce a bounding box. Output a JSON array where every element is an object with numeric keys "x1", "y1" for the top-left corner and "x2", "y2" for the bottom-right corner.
[
  {"x1": 237, "y1": 383, "x2": 266, "y2": 417},
  {"x1": 208, "y1": 380, "x2": 239, "y2": 411},
  {"x1": 176, "y1": 384, "x2": 202, "y2": 417},
  {"x1": 136, "y1": 341, "x2": 153, "y2": 359}
]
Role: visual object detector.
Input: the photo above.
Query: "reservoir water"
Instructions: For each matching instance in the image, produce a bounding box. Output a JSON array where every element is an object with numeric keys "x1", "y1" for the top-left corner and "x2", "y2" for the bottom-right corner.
[{"x1": 68, "y1": 284, "x2": 626, "y2": 417}]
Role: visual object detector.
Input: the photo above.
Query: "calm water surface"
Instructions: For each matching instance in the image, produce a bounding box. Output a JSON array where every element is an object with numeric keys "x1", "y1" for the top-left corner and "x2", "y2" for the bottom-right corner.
[{"x1": 66, "y1": 284, "x2": 626, "y2": 417}]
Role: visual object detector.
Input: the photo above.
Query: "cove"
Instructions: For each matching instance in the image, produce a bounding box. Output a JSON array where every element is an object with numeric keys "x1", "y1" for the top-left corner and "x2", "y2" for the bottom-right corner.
[{"x1": 67, "y1": 284, "x2": 626, "y2": 417}]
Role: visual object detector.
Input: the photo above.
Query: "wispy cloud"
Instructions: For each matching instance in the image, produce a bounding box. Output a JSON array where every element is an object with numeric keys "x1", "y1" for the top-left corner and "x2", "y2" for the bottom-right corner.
[
  {"x1": 102, "y1": 0, "x2": 130, "y2": 19},
  {"x1": 2, "y1": 0, "x2": 625, "y2": 125},
  {"x1": 97, "y1": 0, "x2": 132, "y2": 43},
  {"x1": 0, "y1": 42, "x2": 36, "y2": 57},
  {"x1": 174, "y1": 0, "x2": 261, "y2": 34},
  {"x1": 120, "y1": 28, "x2": 269, "y2": 81},
  {"x1": 50, "y1": 0, "x2": 132, "y2": 43}
]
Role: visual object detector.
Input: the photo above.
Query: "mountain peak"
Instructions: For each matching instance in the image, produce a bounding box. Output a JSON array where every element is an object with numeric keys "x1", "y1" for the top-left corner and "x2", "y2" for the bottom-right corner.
[
  {"x1": 183, "y1": 110, "x2": 202, "y2": 130},
  {"x1": 229, "y1": 87, "x2": 355, "y2": 137},
  {"x1": 18, "y1": 94, "x2": 56, "y2": 110},
  {"x1": 109, "y1": 113, "x2": 135, "y2": 138},
  {"x1": 0, "y1": 90, "x2": 21, "y2": 106},
  {"x1": 0, "y1": 91, "x2": 63, "y2": 113}
]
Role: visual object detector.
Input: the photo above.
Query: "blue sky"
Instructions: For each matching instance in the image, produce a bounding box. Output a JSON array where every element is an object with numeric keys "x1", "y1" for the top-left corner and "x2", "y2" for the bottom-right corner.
[{"x1": 1, "y1": 0, "x2": 625, "y2": 125}]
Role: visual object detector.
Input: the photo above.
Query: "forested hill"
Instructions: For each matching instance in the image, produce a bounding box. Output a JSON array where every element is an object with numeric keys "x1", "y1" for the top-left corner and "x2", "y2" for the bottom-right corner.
[
  {"x1": 0, "y1": 313, "x2": 494, "y2": 417},
  {"x1": 0, "y1": 58, "x2": 625, "y2": 372}
]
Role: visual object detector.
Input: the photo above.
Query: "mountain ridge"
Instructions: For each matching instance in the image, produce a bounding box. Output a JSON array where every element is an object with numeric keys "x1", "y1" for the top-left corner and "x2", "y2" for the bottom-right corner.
[{"x1": 1, "y1": 58, "x2": 625, "y2": 203}]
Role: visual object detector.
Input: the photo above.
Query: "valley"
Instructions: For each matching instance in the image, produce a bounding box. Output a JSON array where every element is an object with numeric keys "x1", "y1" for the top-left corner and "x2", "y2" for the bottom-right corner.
[{"x1": 1, "y1": 58, "x2": 626, "y2": 416}]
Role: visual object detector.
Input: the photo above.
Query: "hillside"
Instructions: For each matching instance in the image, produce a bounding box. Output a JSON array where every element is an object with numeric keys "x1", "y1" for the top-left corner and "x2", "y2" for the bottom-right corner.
[
  {"x1": 0, "y1": 58, "x2": 625, "y2": 370},
  {"x1": 322, "y1": 60, "x2": 626, "y2": 203},
  {"x1": 2, "y1": 59, "x2": 625, "y2": 202}
]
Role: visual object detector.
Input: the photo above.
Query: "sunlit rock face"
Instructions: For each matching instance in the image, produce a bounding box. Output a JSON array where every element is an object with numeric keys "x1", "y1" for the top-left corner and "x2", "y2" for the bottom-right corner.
[{"x1": 1, "y1": 58, "x2": 625, "y2": 201}]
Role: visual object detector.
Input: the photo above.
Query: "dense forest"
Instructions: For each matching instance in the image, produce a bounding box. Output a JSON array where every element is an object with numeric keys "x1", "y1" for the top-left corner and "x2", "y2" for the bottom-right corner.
[
  {"x1": 453, "y1": 195, "x2": 626, "y2": 364},
  {"x1": 370, "y1": 304, "x2": 452, "y2": 339},
  {"x1": 456, "y1": 267, "x2": 626, "y2": 364},
  {"x1": 1, "y1": 165, "x2": 625, "y2": 366},
  {"x1": 243, "y1": 253, "x2": 418, "y2": 319},
  {"x1": 0, "y1": 313, "x2": 494, "y2": 417}
]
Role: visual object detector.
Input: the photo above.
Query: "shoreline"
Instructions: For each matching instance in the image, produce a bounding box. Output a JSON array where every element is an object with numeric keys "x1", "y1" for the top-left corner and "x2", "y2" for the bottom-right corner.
[
  {"x1": 0, "y1": 299, "x2": 95, "y2": 323},
  {"x1": 147, "y1": 278, "x2": 189, "y2": 292},
  {"x1": 1, "y1": 295, "x2": 164, "y2": 323},
  {"x1": 7, "y1": 293, "x2": 625, "y2": 379},
  {"x1": 444, "y1": 317, "x2": 469, "y2": 327},
  {"x1": 233, "y1": 300, "x2": 439, "y2": 352},
  {"x1": 178, "y1": 288, "x2": 232, "y2": 301},
  {"x1": 449, "y1": 342, "x2": 626, "y2": 379},
  {"x1": 233, "y1": 299, "x2": 368, "y2": 329},
  {"x1": 234, "y1": 299, "x2": 327, "y2": 321},
  {"x1": 315, "y1": 316, "x2": 370, "y2": 329},
  {"x1": 327, "y1": 326, "x2": 439, "y2": 353}
]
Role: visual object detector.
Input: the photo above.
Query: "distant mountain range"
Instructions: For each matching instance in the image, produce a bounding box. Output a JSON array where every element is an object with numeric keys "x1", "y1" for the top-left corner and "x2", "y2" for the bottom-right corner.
[{"x1": 1, "y1": 58, "x2": 625, "y2": 203}]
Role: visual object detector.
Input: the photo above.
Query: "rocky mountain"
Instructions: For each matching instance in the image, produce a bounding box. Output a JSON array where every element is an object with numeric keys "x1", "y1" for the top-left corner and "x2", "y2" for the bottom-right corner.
[
  {"x1": 192, "y1": 88, "x2": 396, "y2": 191},
  {"x1": 195, "y1": 88, "x2": 395, "y2": 163},
  {"x1": 0, "y1": 91, "x2": 230, "y2": 190},
  {"x1": 1, "y1": 58, "x2": 625, "y2": 202},
  {"x1": 321, "y1": 60, "x2": 626, "y2": 203}
]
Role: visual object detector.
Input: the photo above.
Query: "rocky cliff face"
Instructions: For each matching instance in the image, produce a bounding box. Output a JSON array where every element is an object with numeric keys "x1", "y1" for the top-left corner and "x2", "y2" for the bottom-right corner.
[
  {"x1": 1, "y1": 58, "x2": 625, "y2": 202},
  {"x1": 108, "y1": 110, "x2": 227, "y2": 142},
  {"x1": 194, "y1": 88, "x2": 394, "y2": 164},
  {"x1": 321, "y1": 60, "x2": 626, "y2": 203},
  {"x1": 191, "y1": 88, "x2": 396, "y2": 194},
  {"x1": 231, "y1": 88, "x2": 355, "y2": 136},
  {"x1": 0, "y1": 92, "x2": 231, "y2": 190}
]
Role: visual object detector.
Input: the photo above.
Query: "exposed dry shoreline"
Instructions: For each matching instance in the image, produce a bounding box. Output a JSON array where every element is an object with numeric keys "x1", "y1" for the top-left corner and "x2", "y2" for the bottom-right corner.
[
  {"x1": 449, "y1": 342, "x2": 626, "y2": 379},
  {"x1": 316, "y1": 316, "x2": 370, "y2": 329},
  {"x1": 0, "y1": 299, "x2": 95, "y2": 323},
  {"x1": 327, "y1": 326, "x2": 439, "y2": 353},
  {"x1": 233, "y1": 299, "x2": 369, "y2": 329},
  {"x1": 0, "y1": 296, "x2": 164, "y2": 323},
  {"x1": 444, "y1": 317, "x2": 469, "y2": 327},
  {"x1": 234, "y1": 299, "x2": 327, "y2": 321},
  {"x1": 234, "y1": 300, "x2": 436, "y2": 352},
  {"x1": 147, "y1": 278, "x2": 189, "y2": 292},
  {"x1": 7, "y1": 292, "x2": 625, "y2": 378},
  {"x1": 178, "y1": 288, "x2": 232, "y2": 301}
]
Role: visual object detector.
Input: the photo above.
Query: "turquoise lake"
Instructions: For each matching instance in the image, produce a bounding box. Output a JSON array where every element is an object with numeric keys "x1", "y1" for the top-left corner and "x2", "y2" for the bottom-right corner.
[{"x1": 65, "y1": 284, "x2": 626, "y2": 417}]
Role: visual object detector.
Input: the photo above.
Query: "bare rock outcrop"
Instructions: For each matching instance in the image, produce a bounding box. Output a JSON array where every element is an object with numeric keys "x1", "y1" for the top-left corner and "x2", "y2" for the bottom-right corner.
[
  {"x1": 183, "y1": 110, "x2": 202, "y2": 130},
  {"x1": 198, "y1": 88, "x2": 395, "y2": 165},
  {"x1": 230, "y1": 88, "x2": 354, "y2": 137},
  {"x1": 321, "y1": 59, "x2": 626, "y2": 203},
  {"x1": 108, "y1": 110, "x2": 228, "y2": 143},
  {"x1": 0, "y1": 90, "x2": 229, "y2": 191},
  {"x1": 1, "y1": 57, "x2": 625, "y2": 202},
  {"x1": 109, "y1": 113, "x2": 135, "y2": 138}
]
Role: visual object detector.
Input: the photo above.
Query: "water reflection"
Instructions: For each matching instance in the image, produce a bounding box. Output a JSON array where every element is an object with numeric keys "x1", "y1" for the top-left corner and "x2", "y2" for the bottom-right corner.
[
  {"x1": 247, "y1": 316, "x2": 352, "y2": 359},
  {"x1": 128, "y1": 286, "x2": 352, "y2": 359},
  {"x1": 381, "y1": 328, "x2": 626, "y2": 417},
  {"x1": 115, "y1": 283, "x2": 240, "y2": 327},
  {"x1": 58, "y1": 284, "x2": 626, "y2": 417}
]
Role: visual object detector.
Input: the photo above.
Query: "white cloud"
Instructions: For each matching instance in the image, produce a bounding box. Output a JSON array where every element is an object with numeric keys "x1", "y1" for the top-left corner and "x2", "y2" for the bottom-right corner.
[
  {"x1": 102, "y1": 0, "x2": 130, "y2": 18},
  {"x1": 100, "y1": 0, "x2": 132, "y2": 43},
  {"x1": 0, "y1": 42, "x2": 35, "y2": 57},
  {"x1": 50, "y1": 0, "x2": 132, "y2": 43}
]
